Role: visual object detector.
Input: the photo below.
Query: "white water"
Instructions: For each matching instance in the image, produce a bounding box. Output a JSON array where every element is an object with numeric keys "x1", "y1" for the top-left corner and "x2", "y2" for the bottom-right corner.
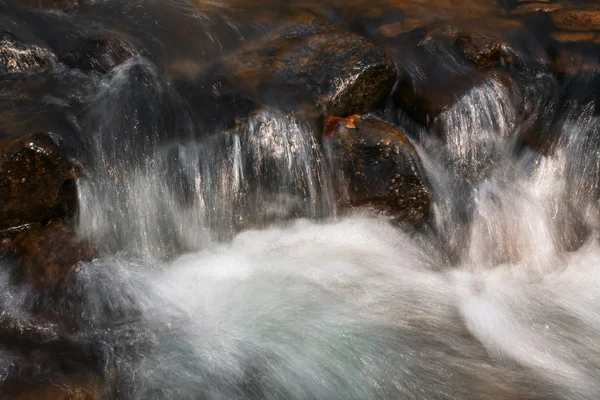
[{"x1": 64, "y1": 214, "x2": 600, "y2": 399}]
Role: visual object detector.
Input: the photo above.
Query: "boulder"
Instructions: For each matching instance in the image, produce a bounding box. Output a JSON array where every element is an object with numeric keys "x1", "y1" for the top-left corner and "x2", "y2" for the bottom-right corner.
[
  {"x1": 14, "y1": 222, "x2": 96, "y2": 289},
  {"x1": 0, "y1": 132, "x2": 81, "y2": 230},
  {"x1": 219, "y1": 14, "x2": 397, "y2": 116},
  {"x1": 0, "y1": 35, "x2": 56, "y2": 74},
  {"x1": 551, "y1": 10, "x2": 600, "y2": 31},
  {"x1": 59, "y1": 36, "x2": 137, "y2": 73},
  {"x1": 394, "y1": 71, "x2": 485, "y2": 126},
  {"x1": 324, "y1": 115, "x2": 431, "y2": 221},
  {"x1": 392, "y1": 23, "x2": 522, "y2": 125},
  {"x1": 455, "y1": 31, "x2": 514, "y2": 70},
  {"x1": 510, "y1": 2, "x2": 562, "y2": 16}
]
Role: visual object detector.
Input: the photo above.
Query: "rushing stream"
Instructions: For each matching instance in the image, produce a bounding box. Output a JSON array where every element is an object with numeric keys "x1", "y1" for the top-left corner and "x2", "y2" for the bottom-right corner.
[{"x1": 2, "y1": 0, "x2": 600, "y2": 399}]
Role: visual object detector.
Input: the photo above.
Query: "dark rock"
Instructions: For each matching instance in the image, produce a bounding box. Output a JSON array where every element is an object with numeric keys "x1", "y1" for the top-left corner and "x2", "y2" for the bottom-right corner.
[
  {"x1": 455, "y1": 32, "x2": 513, "y2": 70},
  {"x1": 511, "y1": 73, "x2": 561, "y2": 155},
  {"x1": 14, "y1": 222, "x2": 96, "y2": 290},
  {"x1": 219, "y1": 13, "x2": 397, "y2": 116},
  {"x1": 3, "y1": 375, "x2": 101, "y2": 400},
  {"x1": 59, "y1": 36, "x2": 137, "y2": 73},
  {"x1": 0, "y1": 132, "x2": 81, "y2": 230},
  {"x1": 394, "y1": 71, "x2": 484, "y2": 126},
  {"x1": 392, "y1": 23, "x2": 522, "y2": 125},
  {"x1": 550, "y1": 47, "x2": 600, "y2": 74},
  {"x1": 0, "y1": 36, "x2": 56, "y2": 74},
  {"x1": 11, "y1": 0, "x2": 82, "y2": 9},
  {"x1": 324, "y1": 114, "x2": 431, "y2": 221}
]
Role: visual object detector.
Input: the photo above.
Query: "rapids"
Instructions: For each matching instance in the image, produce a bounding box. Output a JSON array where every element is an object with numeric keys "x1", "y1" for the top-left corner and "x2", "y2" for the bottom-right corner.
[{"x1": 2, "y1": 0, "x2": 600, "y2": 399}]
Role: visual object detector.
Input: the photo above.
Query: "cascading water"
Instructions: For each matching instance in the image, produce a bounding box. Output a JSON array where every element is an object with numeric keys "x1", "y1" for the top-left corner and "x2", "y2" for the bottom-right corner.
[
  {"x1": 60, "y1": 71, "x2": 600, "y2": 398},
  {"x1": 3, "y1": 1, "x2": 600, "y2": 399}
]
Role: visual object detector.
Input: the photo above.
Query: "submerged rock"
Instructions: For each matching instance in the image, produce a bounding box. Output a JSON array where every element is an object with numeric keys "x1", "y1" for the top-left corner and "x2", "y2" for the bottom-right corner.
[
  {"x1": 0, "y1": 132, "x2": 81, "y2": 230},
  {"x1": 510, "y1": 2, "x2": 562, "y2": 16},
  {"x1": 551, "y1": 10, "x2": 600, "y2": 31},
  {"x1": 14, "y1": 222, "x2": 96, "y2": 289},
  {"x1": 59, "y1": 36, "x2": 137, "y2": 73},
  {"x1": 12, "y1": 0, "x2": 82, "y2": 9},
  {"x1": 394, "y1": 71, "x2": 484, "y2": 126},
  {"x1": 220, "y1": 14, "x2": 397, "y2": 116},
  {"x1": 325, "y1": 115, "x2": 431, "y2": 221}
]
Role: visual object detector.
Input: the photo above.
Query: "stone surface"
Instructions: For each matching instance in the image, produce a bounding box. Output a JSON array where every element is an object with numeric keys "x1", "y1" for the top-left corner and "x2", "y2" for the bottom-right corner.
[
  {"x1": 552, "y1": 31, "x2": 596, "y2": 43},
  {"x1": 455, "y1": 32, "x2": 512, "y2": 70},
  {"x1": 325, "y1": 115, "x2": 431, "y2": 221},
  {"x1": 11, "y1": 0, "x2": 82, "y2": 9},
  {"x1": 14, "y1": 222, "x2": 96, "y2": 289},
  {"x1": 0, "y1": 35, "x2": 56, "y2": 74},
  {"x1": 219, "y1": 14, "x2": 397, "y2": 116},
  {"x1": 0, "y1": 132, "x2": 81, "y2": 230},
  {"x1": 5, "y1": 375, "x2": 101, "y2": 400},
  {"x1": 551, "y1": 48, "x2": 600, "y2": 74},
  {"x1": 551, "y1": 10, "x2": 600, "y2": 31},
  {"x1": 394, "y1": 71, "x2": 485, "y2": 126},
  {"x1": 510, "y1": 2, "x2": 562, "y2": 16},
  {"x1": 59, "y1": 36, "x2": 137, "y2": 73}
]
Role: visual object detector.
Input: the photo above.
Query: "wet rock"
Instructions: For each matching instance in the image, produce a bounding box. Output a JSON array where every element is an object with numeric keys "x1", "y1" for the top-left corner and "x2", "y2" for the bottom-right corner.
[
  {"x1": 552, "y1": 31, "x2": 596, "y2": 43},
  {"x1": 0, "y1": 132, "x2": 81, "y2": 230},
  {"x1": 392, "y1": 22, "x2": 525, "y2": 125},
  {"x1": 455, "y1": 32, "x2": 513, "y2": 70},
  {"x1": 394, "y1": 71, "x2": 485, "y2": 126},
  {"x1": 0, "y1": 224, "x2": 38, "y2": 257},
  {"x1": 511, "y1": 73, "x2": 561, "y2": 156},
  {"x1": 5, "y1": 375, "x2": 101, "y2": 400},
  {"x1": 378, "y1": 17, "x2": 431, "y2": 37},
  {"x1": 220, "y1": 14, "x2": 397, "y2": 116},
  {"x1": 325, "y1": 115, "x2": 431, "y2": 221},
  {"x1": 551, "y1": 47, "x2": 600, "y2": 74},
  {"x1": 510, "y1": 2, "x2": 562, "y2": 16},
  {"x1": 0, "y1": 36, "x2": 56, "y2": 74},
  {"x1": 14, "y1": 222, "x2": 96, "y2": 290},
  {"x1": 551, "y1": 10, "x2": 600, "y2": 31},
  {"x1": 59, "y1": 36, "x2": 137, "y2": 73},
  {"x1": 11, "y1": 0, "x2": 82, "y2": 9}
]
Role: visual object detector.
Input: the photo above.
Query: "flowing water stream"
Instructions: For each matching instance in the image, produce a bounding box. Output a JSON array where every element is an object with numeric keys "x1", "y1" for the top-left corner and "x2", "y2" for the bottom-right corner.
[{"x1": 2, "y1": 1, "x2": 600, "y2": 399}]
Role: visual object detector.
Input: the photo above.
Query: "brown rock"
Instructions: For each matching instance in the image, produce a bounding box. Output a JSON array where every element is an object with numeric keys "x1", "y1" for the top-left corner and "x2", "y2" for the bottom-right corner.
[
  {"x1": 220, "y1": 14, "x2": 397, "y2": 116},
  {"x1": 552, "y1": 31, "x2": 596, "y2": 43},
  {"x1": 14, "y1": 222, "x2": 95, "y2": 289},
  {"x1": 455, "y1": 32, "x2": 512, "y2": 70},
  {"x1": 6, "y1": 375, "x2": 101, "y2": 400},
  {"x1": 0, "y1": 132, "x2": 81, "y2": 230},
  {"x1": 378, "y1": 17, "x2": 431, "y2": 37},
  {"x1": 325, "y1": 115, "x2": 431, "y2": 221},
  {"x1": 551, "y1": 10, "x2": 600, "y2": 31},
  {"x1": 0, "y1": 36, "x2": 56, "y2": 74},
  {"x1": 510, "y1": 2, "x2": 562, "y2": 16},
  {"x1": 551, "y1": 48, "x2": 600, "y2": 74}
]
